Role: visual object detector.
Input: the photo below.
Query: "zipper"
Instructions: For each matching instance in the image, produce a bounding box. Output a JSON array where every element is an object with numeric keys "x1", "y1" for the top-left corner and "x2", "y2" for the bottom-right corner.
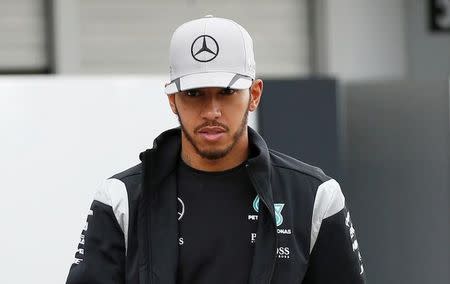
[
  {"x1": 145, "y1": 205, "x2": 151, "y2": 284},
  {"x1": 143, "y1": 150, "x2": 155, "y2": 284},
  {"x1": 245, "y1": 163, "x2": 278, "y2": 283}
]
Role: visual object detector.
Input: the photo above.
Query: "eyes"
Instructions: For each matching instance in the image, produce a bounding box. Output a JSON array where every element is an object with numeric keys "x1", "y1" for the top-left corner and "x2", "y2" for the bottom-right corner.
[
  {"x1": 220, "y1": 88, "x2": 237, "y2": 96},
  {"x1": 184, "y1": 90, "x2": 201, "y2": 97},
  {"x1": 183, "y1": 88, "x2": 237, "y2": 97}
]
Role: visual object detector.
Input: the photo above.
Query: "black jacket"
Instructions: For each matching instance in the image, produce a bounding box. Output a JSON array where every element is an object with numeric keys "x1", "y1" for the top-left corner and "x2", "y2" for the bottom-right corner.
[{"x1": 66, "y1": 127, "x2": 366, "y2": 284}]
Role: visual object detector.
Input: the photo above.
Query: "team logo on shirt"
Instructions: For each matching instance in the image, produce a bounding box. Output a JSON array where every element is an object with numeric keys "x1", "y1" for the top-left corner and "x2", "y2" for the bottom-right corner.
[
  {"x1": 177, "y1": 197, "x2": 185, "y2": 221},
  {"x1": 177, "y1": 197, "x2": 185, "y2": 246},
  {"x1": 252, "y1": 195, "x2": 285, "y2": 227}
]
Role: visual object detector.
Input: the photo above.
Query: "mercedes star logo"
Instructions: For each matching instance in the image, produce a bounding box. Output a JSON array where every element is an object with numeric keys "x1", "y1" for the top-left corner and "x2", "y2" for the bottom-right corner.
[
  {"x1": 177, "y1": 197, "x2": 185, "y2": 220},
  {"x1": 191, "y1": 35, "x2": 219, "y2": 62}
]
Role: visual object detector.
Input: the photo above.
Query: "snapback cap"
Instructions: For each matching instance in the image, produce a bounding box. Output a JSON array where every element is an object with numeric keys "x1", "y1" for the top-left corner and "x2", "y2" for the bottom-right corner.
[{"x1": 165, "y1": 15, "x2": 256, "y2": 95}]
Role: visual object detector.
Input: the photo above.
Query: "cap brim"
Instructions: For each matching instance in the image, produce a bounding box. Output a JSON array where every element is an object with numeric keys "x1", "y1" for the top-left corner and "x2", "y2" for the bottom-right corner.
[{"x1": 165, "y1": 72, "x2": 253, "y2": 95}]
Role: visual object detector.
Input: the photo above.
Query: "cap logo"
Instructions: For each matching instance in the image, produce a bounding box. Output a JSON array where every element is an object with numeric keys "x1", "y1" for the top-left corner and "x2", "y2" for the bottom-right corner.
[{"x1": 191, "y1": 35, "x2": 219, "y2": 62}]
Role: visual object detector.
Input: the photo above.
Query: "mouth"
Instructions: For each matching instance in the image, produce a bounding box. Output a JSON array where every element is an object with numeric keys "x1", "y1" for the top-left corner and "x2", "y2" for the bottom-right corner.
[{"x1": 197, "y1": 126, "x2": 226, "y2": 142}]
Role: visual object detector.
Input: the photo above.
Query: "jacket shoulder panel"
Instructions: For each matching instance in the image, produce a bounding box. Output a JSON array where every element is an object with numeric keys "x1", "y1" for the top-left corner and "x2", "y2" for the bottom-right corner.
[
  {"x1": 310, "y1": 179, "x2": 345, "y2": 252},
  {"x1": 111, "y1": 163, "x2": 142, "y2": 181},
  {"x1": 268, "y1": 149, "x2": 331, "y2": 183},
  {"x1": 93, "y1": 179, "x2": 129, "y2": 253},
  {"x1": 111, "y1": 163, "x2": 143, "y2": 198}
]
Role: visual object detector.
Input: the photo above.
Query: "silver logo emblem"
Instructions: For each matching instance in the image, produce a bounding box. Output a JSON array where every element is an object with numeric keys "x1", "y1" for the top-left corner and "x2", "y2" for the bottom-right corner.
[
  {"x1": 191, "y1": 35, "x2": 219, "y2": 62},
  {"x1": 177, "y1": 197, "x2": 185, "y2": 220}
]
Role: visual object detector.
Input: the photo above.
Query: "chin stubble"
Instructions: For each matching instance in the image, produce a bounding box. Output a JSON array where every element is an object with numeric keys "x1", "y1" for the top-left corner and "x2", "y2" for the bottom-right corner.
[{"x1": 177, "y1": 105, "x2": 250, "y2": 161}]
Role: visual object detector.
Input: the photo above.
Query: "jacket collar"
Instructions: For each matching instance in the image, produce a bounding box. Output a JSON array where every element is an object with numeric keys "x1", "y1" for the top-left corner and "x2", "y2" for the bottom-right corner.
[
  {"x1": 139, "y1": 127, "x2": 181, "y2": 186},
  {"x1": 139, "y1": 127, "x2": 274, "y2": 206},
  {"x1": 246, "y1": 127, "x2": 275, "y2": 217}
]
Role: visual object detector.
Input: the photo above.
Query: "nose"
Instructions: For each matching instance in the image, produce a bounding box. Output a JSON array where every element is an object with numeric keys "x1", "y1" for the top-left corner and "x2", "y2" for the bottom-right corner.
[{"x1": 201, "y1": 94, "x2": 222, "y2": 120}]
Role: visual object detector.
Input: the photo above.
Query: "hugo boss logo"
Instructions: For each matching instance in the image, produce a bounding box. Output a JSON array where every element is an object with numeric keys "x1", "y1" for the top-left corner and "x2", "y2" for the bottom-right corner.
[
  {"x1": 276, "y1": 246, "x2": 290, "y2": 259},
  {"x1": 191, "y1": 35, "x2": 219, "y2": 62}
]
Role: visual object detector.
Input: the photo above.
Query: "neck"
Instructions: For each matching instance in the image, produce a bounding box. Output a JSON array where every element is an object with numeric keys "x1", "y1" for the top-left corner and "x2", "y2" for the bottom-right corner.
[{"x1": 181, "y1": 130, "x2": 249, "y2": 172}]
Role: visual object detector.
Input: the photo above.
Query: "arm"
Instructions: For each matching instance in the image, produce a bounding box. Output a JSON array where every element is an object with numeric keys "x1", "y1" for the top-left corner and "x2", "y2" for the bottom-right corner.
[
  {"x1": 66, "y1": 179, "x2": 128, "y2": 284},
  {"x1": 303, "y1": 179, "x2": 366, "y2": 283}
]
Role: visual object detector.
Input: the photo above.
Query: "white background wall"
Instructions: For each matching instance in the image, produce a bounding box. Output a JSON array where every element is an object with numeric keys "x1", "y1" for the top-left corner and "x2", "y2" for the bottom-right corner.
[{"x1": 0, "y1": 76, "x2": 258, "y2": 283}]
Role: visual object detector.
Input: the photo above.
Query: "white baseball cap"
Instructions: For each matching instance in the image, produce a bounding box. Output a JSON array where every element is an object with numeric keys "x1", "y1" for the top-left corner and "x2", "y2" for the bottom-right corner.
[{"x1": 165, "y1": 15, "x2": 256, "y2": 95}]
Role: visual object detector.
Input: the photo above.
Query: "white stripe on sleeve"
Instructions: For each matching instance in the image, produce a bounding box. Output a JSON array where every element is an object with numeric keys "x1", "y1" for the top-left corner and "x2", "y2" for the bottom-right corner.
[
  {"x1": 310, "y1": 179, "x2": 345, "y2": 253},
  {"x1": 94, "y1": 178, "x2": 129, "y2": 254}
]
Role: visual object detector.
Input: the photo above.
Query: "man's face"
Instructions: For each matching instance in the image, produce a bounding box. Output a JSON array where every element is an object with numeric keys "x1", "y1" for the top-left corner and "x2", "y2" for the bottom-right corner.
[{"x1": 168, "y1": 81, "x2": 262, "y2": 160}]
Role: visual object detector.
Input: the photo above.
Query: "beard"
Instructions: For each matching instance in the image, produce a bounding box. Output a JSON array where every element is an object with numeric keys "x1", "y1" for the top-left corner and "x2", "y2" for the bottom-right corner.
[{"x1": 177, "y1": 107, "x2": 249, "y2": 161}]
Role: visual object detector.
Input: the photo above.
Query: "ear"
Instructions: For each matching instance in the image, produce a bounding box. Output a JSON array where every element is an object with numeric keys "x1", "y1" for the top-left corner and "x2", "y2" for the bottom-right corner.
[
  {"x1": 249, "y1": 79, "x2": 263, "y2": 112},
  {"x1": 167, "y1": 94, "x2": 178, "y2": 114}
]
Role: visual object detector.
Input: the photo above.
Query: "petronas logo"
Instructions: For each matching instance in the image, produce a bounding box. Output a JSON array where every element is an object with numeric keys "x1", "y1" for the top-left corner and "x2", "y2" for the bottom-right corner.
[{"x1": 252, "y1": 196, "x2": 285, "y2": 227}]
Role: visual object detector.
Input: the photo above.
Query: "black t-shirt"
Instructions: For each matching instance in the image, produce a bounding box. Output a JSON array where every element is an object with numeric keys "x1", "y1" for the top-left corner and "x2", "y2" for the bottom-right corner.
[{"x1": 176, "y1": 159, "x2": 258, "y2": 284}]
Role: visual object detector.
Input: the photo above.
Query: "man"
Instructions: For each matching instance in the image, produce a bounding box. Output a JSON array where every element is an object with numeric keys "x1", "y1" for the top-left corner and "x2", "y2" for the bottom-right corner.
[{"x1": 66, "y1": 16, "x2": 366, "y2": 284}]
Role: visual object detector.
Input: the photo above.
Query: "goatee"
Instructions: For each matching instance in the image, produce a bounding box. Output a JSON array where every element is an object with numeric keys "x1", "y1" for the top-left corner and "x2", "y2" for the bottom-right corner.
[{"x1": 177, "y1": 110, "x2": 249, "y2": 160}]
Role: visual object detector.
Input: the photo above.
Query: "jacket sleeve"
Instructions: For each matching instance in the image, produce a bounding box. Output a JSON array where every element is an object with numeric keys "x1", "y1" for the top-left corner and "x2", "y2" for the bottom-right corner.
[
  {"x1": 66, "y1": 179, "x2": 128, "y2": 284},
  {"x1": 303, "y1": 179, "x2": 366, "y2": 283}
]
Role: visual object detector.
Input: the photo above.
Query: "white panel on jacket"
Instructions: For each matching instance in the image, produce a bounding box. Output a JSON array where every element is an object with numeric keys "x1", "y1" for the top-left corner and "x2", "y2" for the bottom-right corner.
[
  {"x1": 310, "y1": 179, "x2": 345, "y2": 253},
  {"x1": 94, "y1": 178, "x2": 129, "y2": 254}
]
